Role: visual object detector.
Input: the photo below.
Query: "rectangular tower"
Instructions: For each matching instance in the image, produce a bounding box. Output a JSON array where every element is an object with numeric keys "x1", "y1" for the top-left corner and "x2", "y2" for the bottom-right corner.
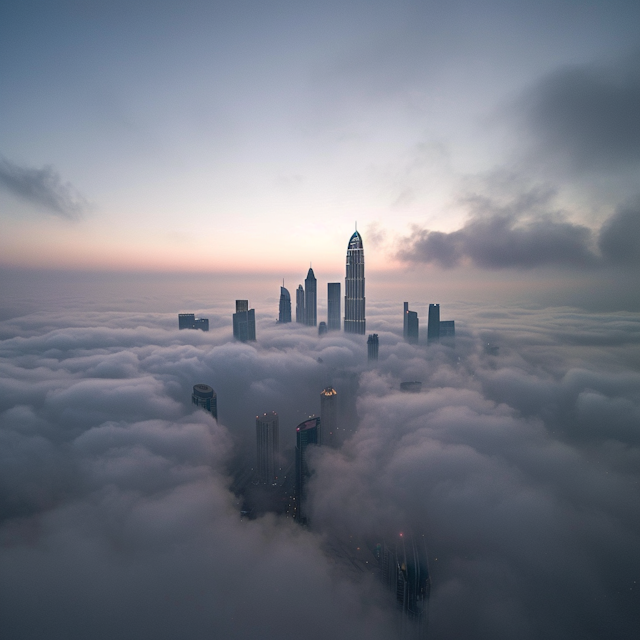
[
  {"x1": 256, "y1": 412, "x2": 279, "y2": 484},
  {"x1": 427, "y1": 304, "x2": 440, "y2": 343},
  {"x1": 403, "y1": 303, "x2": 419, "y2": 344},
  {"x1": 327, "y1": 283, "x2": 341, "y2": 331}
]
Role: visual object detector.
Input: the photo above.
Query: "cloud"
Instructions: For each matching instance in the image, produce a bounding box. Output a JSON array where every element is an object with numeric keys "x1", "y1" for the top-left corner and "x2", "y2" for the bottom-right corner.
[
  {"x1": 1, "y1": 298, "x2": 639, "y2": 639},
  {"x1": 598, "y1": 199, "x2": 640, "y2": 266},
  {"x1": 0, "y1": 156, "x2": 90, "y2": 220},
  {"x1": 515, "y1": 52, "x2": 640, "y2": 174}
]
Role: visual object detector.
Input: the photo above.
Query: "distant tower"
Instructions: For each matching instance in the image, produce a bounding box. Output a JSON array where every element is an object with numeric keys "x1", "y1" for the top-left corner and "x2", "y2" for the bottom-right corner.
[
  {"x1": 279, "y1": 284, "x2": 291, "y2": 323},
  {"x1": 427, "y1": 304, "x2": 440, "y2": 343},
  {"x1": 320, "y1": 387, "x2": 338, "y2": 448},
  {"x1": 403, "y1": 302, "x2": 419, "y2": 344},
  {"x1": 256, "y1": 411, "x2": 279, "y2": 484},
  {"x1": 296, "y1": 285, "x2": 305, "y2": 323},
  {"x1": 233, "y1": 300, "x2": 256, "y2": 342},
  {"x1": 327, "y1": 283, "x2": 341, "y2": 331},
  {"x1": 367, "y1": 333, "x2": 379, "y2": 362},
  {"x1": 318, "y1": 321, "x2": 328, "y2": 335},
  {"x1": 440, "y1": 320, "x2": 455, "y2": 338},
  {"x1": 295, "y1": 416, "x2": 321, "y2": 523},
  {"x1": 192, "y1": 384, "x2": 217, "y2": 420},
  {"x1": 305, "y1": 268, "x2": 317, "y2": 327},
  {"x1": 344, "y1": 230, "x2": 365, "y2": 334},
  {"x1": 179, "y1": 313, "x2": 209, "y2": 331}
]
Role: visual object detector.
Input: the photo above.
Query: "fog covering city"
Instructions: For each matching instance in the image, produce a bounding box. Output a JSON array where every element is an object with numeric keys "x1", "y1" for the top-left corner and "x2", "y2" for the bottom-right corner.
[{"x1": 1, "y1": 276, "x2": 639, "y2": 640}]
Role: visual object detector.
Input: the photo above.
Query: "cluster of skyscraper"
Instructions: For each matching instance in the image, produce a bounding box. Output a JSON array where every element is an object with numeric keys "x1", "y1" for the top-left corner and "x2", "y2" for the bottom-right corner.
[
  {"x1": 178, "y1": 313, "x2": 209, "y2": 331},
  {"x1": 403, "y1": 302, "x2": 455, "y2": 345},
  {"x1": 277, "y1": 230, "x2": 365, "y2": 336}
]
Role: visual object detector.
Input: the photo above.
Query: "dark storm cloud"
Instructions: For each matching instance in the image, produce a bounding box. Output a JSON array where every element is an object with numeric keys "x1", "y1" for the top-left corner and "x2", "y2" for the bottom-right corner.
[
  {"x1": 0, "y1": 156, "x2": 90, "y2": 219},
  {"x1": 516, "y1": 52, "x2": 640, "y2": 173},
  {"x1": 1, "y1": 301, "x2": 639, "y2": 639}
]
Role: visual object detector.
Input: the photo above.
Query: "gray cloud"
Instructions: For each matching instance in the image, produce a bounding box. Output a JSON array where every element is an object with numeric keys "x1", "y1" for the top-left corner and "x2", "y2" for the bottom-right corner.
[
  {"x1": 516, "y1": 52, "x2": 640, "y2": 174},
  {"x1": 0, "y1": 156, "x2": 90, "y2": 219},
  {"x1": 598, "y1": 199, "x2": 640, "y2": 265},
  {"x1": 1, "y1": 294, "x2": 639, "y2": 639}
]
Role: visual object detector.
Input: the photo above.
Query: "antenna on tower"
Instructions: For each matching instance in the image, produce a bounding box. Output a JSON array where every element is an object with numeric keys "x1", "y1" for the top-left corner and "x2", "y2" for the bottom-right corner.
[{"x1": 355, "y1": 221, "x2": 357, "y2": 231}]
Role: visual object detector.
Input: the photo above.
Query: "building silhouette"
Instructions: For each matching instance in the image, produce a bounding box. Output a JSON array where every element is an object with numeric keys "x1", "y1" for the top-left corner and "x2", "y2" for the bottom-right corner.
[
  {"x1": 192, "y1": 384, "x2": 217, "y2": 420},
  {"x1": 367, "y1": 333, "x2": 379, "y2": 362},
  {"x1": 318, "y1": 321, "x2": 327, "y2": 335},
  {"x1": 178, "y1": 313, "x2": 209, "y2": 331},
  {"x1": 440, "y1": 320, "x2": 455, "y2": 338},
  {"x1": 296, "y1": 285, "x2": 305, "y2": 324},
  {"x1": 305, "y1": 267, "x2": 317, "y2": 327},
  {"x1": 233, "y1": 300, "x2": 256, "y2": 342},
  {"x1": 320, "y1": 387, "x2": 338, "y2": 448},
  {"x1": 403, "y1": 303, "x2": 419, "y2": 344},
  {"x1": 278, "y1": 284, "x2": 291, "y2": 323},
  {"x1": 295, "y1": 416, "x2": 321, "y2": 523},
  {"x1": 327, "y1": 282, "x2": 341, "y2": 331},
  {"x1": 344, "y1": 230, "x2": 365, "y2": 334},
  {"x1": 256, "y1": 411, "x2": 279, "y2": 484},
  {"x1": 427, "y1": 304, "x2": 440, "y2": 343},
  {"x1": 380, "y1": 533, "x2": 431, "y2": 640}
]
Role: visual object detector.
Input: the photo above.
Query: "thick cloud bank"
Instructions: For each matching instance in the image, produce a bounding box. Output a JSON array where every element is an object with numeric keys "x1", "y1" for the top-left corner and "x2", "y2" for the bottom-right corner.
[{"x1": 1, "y1": 301, "x2": 639, "y2": 639}]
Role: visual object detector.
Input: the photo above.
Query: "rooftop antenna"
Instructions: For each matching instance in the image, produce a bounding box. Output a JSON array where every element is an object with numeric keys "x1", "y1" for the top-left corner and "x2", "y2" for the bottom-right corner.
[{"x1": 355, "y1": 221, "x2": 357, "y2": 231}]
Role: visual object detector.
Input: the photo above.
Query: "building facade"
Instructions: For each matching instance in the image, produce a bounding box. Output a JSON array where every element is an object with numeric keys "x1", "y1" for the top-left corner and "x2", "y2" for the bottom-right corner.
[
  {"x1": 344, "y1": 230, "x2": 366, "y2": 334},
  {"x1": 367, "y1": 333, "x2": 379, "y2": 362},
  {"x1": 278, "y1": 285, "x2": 291, "y2": 323},
  {"x1": 427, "y1": 304, "x2": 440, "y2": 343},
  {"x1": 403, "y1": 302, "x2": 419, "y2": 344},
  {"x1": 233, "y1": 300, "x2": 256, "y2": 342},
  {"x1": 295, "y1": 416, "x2": 321, "y2": 523},
  {"x1": 178, "y1": 313, "x2": 209, "y2": 331},
  {"x1": 327, "y1": 282, "x2": 341, "y2": 331},
  {"x1": 296, "y1": 285, "x2": 305, "y2": 324},
  {"x1": 320, "y1": 386, "x2": 338, "y2": 448},
  {"x1": 304, "y1": 268, "x2": 317, "y2": 327},
  {"x1": 191, "y1": 384, "x2": 218, "y2": 420},
  {"x1": 440, "y1": 320, "x2": 455, "y2": 338},
  {"x1": 256, "y1": 411, "x2": 279, "y2": 484}
]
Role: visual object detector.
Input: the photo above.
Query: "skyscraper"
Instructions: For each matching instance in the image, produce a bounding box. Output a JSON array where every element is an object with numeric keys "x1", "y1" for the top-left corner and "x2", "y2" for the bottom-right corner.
[
  {"x1": 320, "y1": 386, "x2": 338, "y2": 448},
  {"x1": 296, "y1": 285, "x2": 305, "y2": 324},
  {"x1": 295, "y1": 416, "x2": 321, "y2": 523},
  {"x1": 440, "y1": 320, "x2": 455, "y2": 338},
  {"x1": 427, "y1": 304, "x2": 440, "y2": 343},
  {"x1": 344, "y1": 230, "x2": 365, "y2": 334},
  {"x1": 178, "y1": 313, "x2": 209, "y2": 331},
  {"x1": 305, "y1": 267, "x2": 317, "y2": 327},
  {"x1": 381, "y1": 533, "x2": 431, "y2": 640},
  {"x1": 256, "y1": 411, "x2": 279, "y2": 484},
  {"x1": 192, "y1": 384, "x2": 217, "y2": 420},
  {"x1": 318, "y1": 321, "x2": 327, "y2": 335},
  {"x1": 233, "y1": 300, "x2": 256, "y2": 342},
  {"x1": 367, "y1": 333, "x2": 379, "y2": 362},
  {"x1": 278, "y1": 284, "x2": 291, "y2": 323},
  {"x1": 403, "y1": 302, "x2": 419, "y2": 344},
  {"x1": 327, "y1": 282, "x2": 341, "y2": 331}
]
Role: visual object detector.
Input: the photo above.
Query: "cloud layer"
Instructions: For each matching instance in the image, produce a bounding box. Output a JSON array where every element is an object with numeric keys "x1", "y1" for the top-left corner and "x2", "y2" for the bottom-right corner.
[{"x1": 1, "y1": 298, "x2": 639, "y2": 639}]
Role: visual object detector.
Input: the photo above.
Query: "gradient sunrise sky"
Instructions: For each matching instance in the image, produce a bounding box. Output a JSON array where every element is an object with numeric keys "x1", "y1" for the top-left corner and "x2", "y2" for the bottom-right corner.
[{"x1": 1, "y1": 0, "x2": 639, "y2": 289}]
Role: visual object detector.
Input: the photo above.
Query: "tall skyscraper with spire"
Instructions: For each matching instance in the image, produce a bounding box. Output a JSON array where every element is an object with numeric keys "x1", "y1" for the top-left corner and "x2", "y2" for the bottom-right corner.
[
  {"x1": 278, "y1": 283, "x2": 291, "y2": 323},
  {"x1": 344, "y1": 230, "x2": 365, "y2": 334},
  {"x1": 305, "y1": 267, "x2": 317, "y2": 327}
]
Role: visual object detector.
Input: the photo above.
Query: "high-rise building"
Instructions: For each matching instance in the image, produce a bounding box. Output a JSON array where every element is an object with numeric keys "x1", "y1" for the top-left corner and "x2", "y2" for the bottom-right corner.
[
  {"x1": 179, "y1": 313, "x2": 209, "y2": 331},
  {"x1": 320, "y1": 387, "x2": 338, "y2": 448},
  {"x1": 318, "y1": 321, "x2": 327, "y2": 335},
  {"x1": 381, "y1": 533, "x2": 431, "y2": 640},
  {"x1": 256, "y1": 411, "x2": 279, "y2": 484},
  {"x1": 327, "y1": 282, "x2": 341, "y2": 331},
  {"x1": 427, "y1": 304, "x2": 440, "y2": 343},
  {"x1": 440, "y1": 320, "x2": 455, "y2": 338},
  {"x1": 233, "y1": 300, "x2": 256, "y2": 342},
  {"x1": 295, "y1": 416, "x2": 321, "y2": 523},
  {"x1": 192, "y1": 384, "x2": 217, "y2": 420},
  {"x1": 296, "y1": 285, "x2": 305, "y2": 324},
  {"x1": 305, "y1": 268, "x2": 317, "y2": 327},
  {"x1": 344, "y1": 230, "x2": 365, "y2": 334},
  {"x1": 367, "y1": 333, "x2": 379, "y2": 362},
  {"x1": 278, "y1": 284, "x2": 291, "y2": 323},
  {"x1": 403, "y1": 303, "x2": 419, "y2": 344}
]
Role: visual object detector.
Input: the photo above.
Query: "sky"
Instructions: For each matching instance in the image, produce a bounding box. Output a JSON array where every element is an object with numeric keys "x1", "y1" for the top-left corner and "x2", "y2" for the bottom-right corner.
[
  {"x1": 0, "y1": 0, "x2": 639, "y2": 304},
  {"x1": 1, "y1": 2, "x2": 640, "y2": 639}
]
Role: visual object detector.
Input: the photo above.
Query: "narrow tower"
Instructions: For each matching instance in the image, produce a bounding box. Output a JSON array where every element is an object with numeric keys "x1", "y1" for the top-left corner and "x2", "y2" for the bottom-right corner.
[
  {"x1": 344, "y1": 230, "x2": 365, "y2": 334},
  {"x1": 256, "y1": 411, "x2": 279, "y2": 484},
  {"x1": 305, "y1": 267, "x2": 317, "y2": 327},
  {"x1": 278, "y1": 283, "x2": 291, "y2": 323},
  {"x1": 296, "y1": 285, "x2": 305, "y2": 323}
]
